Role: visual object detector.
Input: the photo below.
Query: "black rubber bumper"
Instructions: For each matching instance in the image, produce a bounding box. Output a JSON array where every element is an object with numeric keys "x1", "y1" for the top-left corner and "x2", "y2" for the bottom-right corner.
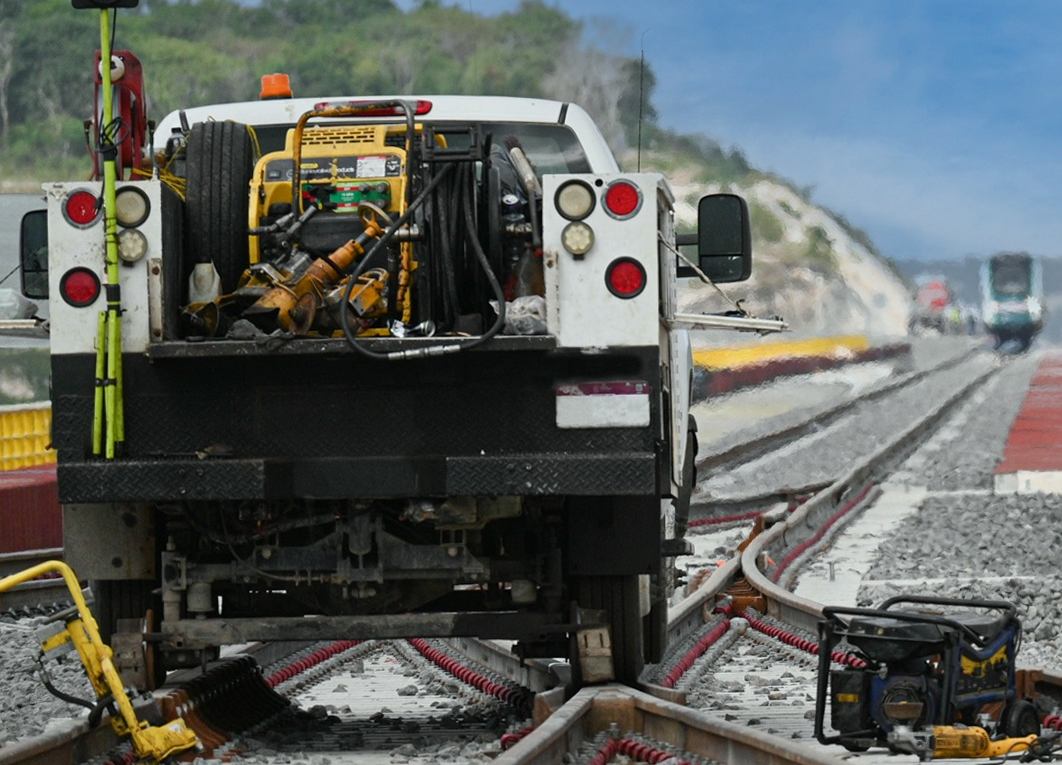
[{"x1": 57, "y1": 452, "x2": 658, "y2": 502}]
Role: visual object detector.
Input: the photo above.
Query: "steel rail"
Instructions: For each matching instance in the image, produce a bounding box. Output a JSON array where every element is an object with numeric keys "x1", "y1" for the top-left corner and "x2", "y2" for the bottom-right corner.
[
  {"x1": 0, "y1": 549, "x2": 79, "y2": 613},
  {"x1": 496, "y1": 684, "x2": 843, "y2": 765},
  {"x1": 741, "y1": 361, "x2": 998, "y2": 633},
  {"x1": 669, "y1": 356, "x2": 996, "y2": 647},
  {"x1": 695, "y1": 341, "x2": 973, "y2": 475}
]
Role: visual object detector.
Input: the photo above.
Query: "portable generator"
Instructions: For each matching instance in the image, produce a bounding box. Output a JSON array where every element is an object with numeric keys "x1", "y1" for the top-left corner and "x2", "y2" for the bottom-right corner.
[
  {"x1": 814, "y1": 595, "x2": 1042, "y2": 755},
  {"x1": 179, "y1": 99, "x2": 539, "y2": 343}
]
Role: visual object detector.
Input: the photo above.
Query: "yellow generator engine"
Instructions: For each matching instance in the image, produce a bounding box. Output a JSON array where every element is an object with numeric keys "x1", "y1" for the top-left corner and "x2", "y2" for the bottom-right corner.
[
  {"x1": 248, "y1": 122, "x2": 409, "y2": 264},
  {"x1": 246, "y1": 114, "x2": 419, "y2": 328}
]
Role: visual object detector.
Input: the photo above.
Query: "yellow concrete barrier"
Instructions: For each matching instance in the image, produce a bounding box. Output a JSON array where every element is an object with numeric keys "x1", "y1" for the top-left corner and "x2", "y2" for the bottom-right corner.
[
  {"x1": 0, "y1": 402, "x2": 56, "y2": 471},
  {"x1": 693, "y1": 335, "x2": 870, "y2": 371}
]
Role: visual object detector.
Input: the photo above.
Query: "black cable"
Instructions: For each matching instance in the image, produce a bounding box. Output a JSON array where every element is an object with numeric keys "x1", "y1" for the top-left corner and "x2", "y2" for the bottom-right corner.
[
  {"x1": 0, "y1": 262, "x2": 19, "y2": 287},
  {"x1": 457, "y1": 162, "x2": 506, "y2": 350},
  {"x1": 339, "y1": 164, "x2": 456, "y2": 359},
  {"x1": 338, "y1": 161, "x2": 505, "y2": 360},
  {"x1": 36, "y1": 660, "x2": 97, "y2": 711}
]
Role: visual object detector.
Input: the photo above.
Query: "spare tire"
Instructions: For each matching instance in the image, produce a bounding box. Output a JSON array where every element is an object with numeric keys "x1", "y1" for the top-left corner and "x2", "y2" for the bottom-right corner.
[{"x1": 184, "y1": 120, "x2": 254, "y2": 293}]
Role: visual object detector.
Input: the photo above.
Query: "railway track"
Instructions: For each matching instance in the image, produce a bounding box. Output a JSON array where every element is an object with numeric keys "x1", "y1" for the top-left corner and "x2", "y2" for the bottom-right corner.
[
  {"x1": 6, "y1": 347, "x2": 1061, "y2": 765},
  {"x1": 694, "y1": 339, "x2": 974, "y2": 476},
  {"x1": 0, "y1": 548, "x2": 82, "y2": 616}
]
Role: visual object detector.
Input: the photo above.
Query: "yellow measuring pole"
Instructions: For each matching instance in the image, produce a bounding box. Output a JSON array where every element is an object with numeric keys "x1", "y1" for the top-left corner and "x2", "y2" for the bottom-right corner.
[{"x1": 89, "y1": 8, "x2": 125, "y2": 460}]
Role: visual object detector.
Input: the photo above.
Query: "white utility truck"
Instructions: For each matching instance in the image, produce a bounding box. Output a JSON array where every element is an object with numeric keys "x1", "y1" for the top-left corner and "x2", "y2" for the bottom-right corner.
[{"x1": 20, "y1": 59, "x2": 771, "y2": 686}]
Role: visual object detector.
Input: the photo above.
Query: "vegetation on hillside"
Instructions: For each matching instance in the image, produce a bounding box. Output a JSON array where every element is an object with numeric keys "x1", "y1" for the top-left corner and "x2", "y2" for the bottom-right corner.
[
  {"x1": 0, "y1": 0, "x2": 629, "y2": 179},
  {"x1": 0, "y1": 0, "x2": 904, "y2": 295},
  {"x1": 0, "y1": 0, "x2": 771, "y2": 187}
]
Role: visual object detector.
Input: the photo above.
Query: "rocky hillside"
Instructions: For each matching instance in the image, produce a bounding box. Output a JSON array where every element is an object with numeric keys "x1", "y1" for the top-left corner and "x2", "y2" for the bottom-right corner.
[{"x1": 627, "y1": 151, "x2": 912, "y2": 339}]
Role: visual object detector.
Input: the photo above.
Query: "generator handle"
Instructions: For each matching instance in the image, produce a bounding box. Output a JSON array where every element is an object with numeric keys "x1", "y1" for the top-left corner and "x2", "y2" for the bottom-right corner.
[
  {"x1": 291, "y1": 99, "x2": 417, "y2": 218},
  {"x1": 878, "y1": 594, "x2": 1017, "y2": 620},
  {"x1": 822, "y1": 605, "x2": 987, "y2": 646}
]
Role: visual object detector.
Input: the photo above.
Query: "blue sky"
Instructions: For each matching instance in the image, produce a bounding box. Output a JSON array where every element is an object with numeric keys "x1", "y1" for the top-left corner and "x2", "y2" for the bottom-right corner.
[{"x1": 402, "y1": 1, "x2": 1062, "y2": 261}]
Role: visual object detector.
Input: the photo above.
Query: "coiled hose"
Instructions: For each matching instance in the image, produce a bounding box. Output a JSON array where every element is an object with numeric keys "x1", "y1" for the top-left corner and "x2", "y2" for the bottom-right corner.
[{"x1": 339, "y1": 161, "x2": 507, "y2": 360}]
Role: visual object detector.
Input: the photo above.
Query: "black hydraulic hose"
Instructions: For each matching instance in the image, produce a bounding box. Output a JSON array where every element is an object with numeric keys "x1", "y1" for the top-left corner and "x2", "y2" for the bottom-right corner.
[
  {"x1": 339, "y1": 164, "x2": 455, "y2": 360},
  {"x1": 457, "y1": 162, "x2": 507, "y2": 351},
  {"x1": 37, "y1": 662, "x2": 97, "y2": 711},
  {"x1": 339, "y1": 162, "x2": 506, "y2": 360},
  {"x1": 87, "y1": 694, "x2": 115, "y2": 728}
]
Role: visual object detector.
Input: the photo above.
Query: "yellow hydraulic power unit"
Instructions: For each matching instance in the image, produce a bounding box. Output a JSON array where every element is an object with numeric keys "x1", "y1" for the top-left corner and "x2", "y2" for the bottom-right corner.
[
  {"x1": 247, "y1": 122, "x2": 409, "y2": 264},
  {"x1": 245, "y1": 104, "x2": 437, "y2": 328},
  {"x1": 0, "y1": 562, "x2": 198, "y2": 762}
]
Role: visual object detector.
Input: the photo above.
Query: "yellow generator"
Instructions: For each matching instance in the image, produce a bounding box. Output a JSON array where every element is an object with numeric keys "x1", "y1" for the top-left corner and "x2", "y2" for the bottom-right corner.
[
  {"x1": 180, "y1": 100, "x2": 532, "y2": 346},
  {"x1": 248, "y1": 122, "x2": 410, "y2": 265}
]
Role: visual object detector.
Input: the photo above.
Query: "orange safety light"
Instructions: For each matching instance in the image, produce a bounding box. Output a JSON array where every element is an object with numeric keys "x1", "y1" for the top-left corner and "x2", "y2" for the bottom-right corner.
[{"x1": 259, "y1": 73, "x2": 293, "y2": 100}]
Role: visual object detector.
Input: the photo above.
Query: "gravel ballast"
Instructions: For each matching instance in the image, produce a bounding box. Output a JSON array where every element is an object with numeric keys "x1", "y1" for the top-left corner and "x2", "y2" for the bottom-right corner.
[
  {"x1": 899, "y1": 354, "x2": 1038, "y2": 490},
  {"x1": 0, "y1": 620, "x2": 92, "y2": 747},
  {"x1": 857, "y1": 491, "x2": 1062, "y2": 669},
  {"x1": 699, "y1": 353, "x2": 995, "y2": 501}
]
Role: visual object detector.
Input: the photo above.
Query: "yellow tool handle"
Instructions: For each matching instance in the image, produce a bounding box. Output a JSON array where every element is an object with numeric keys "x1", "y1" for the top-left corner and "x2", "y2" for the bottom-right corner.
[{"x1": 931, "y1": 726, "x2": 1037, "y2": 759}]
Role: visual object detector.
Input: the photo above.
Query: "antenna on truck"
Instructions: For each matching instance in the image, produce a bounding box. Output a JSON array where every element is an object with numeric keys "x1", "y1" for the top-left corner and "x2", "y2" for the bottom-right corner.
[{"x1": 637, "y1": 30, "x2": 648, "y2": 172}]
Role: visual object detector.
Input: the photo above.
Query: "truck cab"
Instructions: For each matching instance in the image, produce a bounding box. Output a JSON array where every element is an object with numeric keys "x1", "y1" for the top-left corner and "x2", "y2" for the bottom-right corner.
[{"x1": 20, "y1": 91, "x2": 755, "y2": 686}]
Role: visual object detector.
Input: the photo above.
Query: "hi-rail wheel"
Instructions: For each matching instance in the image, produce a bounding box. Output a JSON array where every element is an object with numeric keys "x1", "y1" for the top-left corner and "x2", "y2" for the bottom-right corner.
[
  {"x1": 643, "y1": 565, "x2": 668, "y2": 664},
  {"x1": 572, "y1": 574, "x2": 645, "y2": 685},
  {"x1": 184, "y1": 120, "x2": 255, "y2": 293},
  {"x1": 90, "y1": 579, "x2": 162, "y2": 690},
  {"x1": 674, "y1": 414, "x2": 698, "y2": 540}
]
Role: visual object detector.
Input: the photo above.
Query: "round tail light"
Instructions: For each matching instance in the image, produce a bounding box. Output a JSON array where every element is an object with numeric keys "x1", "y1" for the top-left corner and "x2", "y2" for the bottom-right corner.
[
  {"x1": 555, "y1": 179, "x2": 595, "y2": 220},
  {"x1": 118, "y1": 228, "x2": 149, "y2": 263},
  {"x1": 115, "y1": 186, "x2": 150, "y2": 228},
  {"x1": 605, "y1": 257, "x2": 647, "y2": 298},
  {"x1": 59, "y1": 267, "x2": 101, "y2": 307},
  {"x1": 603, "y1": 180, "x2": 642, "y2": 219},
  {"x1": 63, "y1": 189, "x2": 101, "y2": 228}
]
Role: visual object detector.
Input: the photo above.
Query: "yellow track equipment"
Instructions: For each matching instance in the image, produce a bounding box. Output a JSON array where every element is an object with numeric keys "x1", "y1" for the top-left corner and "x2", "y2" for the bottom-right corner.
[{"x1": 0, "y1": 561, "x2": 198, "y2": 762}]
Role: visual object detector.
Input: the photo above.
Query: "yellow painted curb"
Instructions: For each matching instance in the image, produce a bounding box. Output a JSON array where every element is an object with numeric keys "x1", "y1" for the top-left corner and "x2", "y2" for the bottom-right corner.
[
  {"x1": 693, "y1": 335, "x2": 870, "y2": 371},
  {"x1": 0, "y1": 403, "x2": 56, "y2": 471}
]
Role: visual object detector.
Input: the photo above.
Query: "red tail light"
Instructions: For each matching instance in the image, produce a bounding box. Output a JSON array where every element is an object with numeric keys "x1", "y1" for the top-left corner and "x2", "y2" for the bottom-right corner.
[
  {"x1": 605, "y1": 258, "x2": 647, "y2": 298},
  {"x1": 603, "y1": 180, "x2": 642, "y2": 219},
  {"x1": 63, "y1": 190, "x2": 101, "y2": 227},
  {"x1": 59, "y1": 267, "x2": 101, "y2": 307}
]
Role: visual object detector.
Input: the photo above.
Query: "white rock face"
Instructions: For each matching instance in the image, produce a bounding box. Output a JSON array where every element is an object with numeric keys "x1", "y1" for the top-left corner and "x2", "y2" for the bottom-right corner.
[{"x1": 672, "y1": 176, "x2": 912, "y2": 338}]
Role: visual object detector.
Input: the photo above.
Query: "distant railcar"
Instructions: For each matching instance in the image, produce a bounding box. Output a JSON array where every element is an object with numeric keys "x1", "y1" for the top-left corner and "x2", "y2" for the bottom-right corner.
[{"x1": 980, "y1": 252, "x2": 1043, "y2": 351}]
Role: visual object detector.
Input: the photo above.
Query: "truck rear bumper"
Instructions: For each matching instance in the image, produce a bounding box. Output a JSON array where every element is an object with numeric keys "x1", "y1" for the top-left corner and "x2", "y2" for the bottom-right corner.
[{"x1": 57, "y1": 452, "x2": 658, "y2": 502}]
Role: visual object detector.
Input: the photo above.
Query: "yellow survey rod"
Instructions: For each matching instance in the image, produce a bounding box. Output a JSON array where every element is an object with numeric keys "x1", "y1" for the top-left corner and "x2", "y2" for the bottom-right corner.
[
  {"x1": 95, "y1": 7, "x2": 125, "y2": 460},
  {"x1": 92, "y1": 312, "x2": 105, "y2": 456},
  {"x1": 0, "y1": 561, "x2": 198, "y2": 761}
]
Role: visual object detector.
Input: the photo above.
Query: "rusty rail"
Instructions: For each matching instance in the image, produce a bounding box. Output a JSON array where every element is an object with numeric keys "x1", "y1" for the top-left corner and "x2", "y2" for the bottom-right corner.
[{"x1": 496, "y1": 684, "x2": 844, "y2": 765}]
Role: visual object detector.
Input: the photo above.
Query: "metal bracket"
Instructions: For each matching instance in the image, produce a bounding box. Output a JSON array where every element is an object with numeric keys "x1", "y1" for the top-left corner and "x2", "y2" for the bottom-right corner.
[{"x1": 668, "y1": 312, "x2": 788, "y2": 334}]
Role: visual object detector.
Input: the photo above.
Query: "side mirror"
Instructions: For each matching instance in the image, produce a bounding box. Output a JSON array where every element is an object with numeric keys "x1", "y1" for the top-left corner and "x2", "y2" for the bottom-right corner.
[
  {"x1": 677, "y1": 193, "x2": 752, "y2": 283},
  {"x1": 19, "y1": 210, "x2": 49, "y2": 300}
]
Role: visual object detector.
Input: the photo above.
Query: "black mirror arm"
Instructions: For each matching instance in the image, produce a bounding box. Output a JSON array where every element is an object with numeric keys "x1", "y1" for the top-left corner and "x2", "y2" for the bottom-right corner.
[{"x1": 663, "y1": 234, "x2": 712, "y2": 286}]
